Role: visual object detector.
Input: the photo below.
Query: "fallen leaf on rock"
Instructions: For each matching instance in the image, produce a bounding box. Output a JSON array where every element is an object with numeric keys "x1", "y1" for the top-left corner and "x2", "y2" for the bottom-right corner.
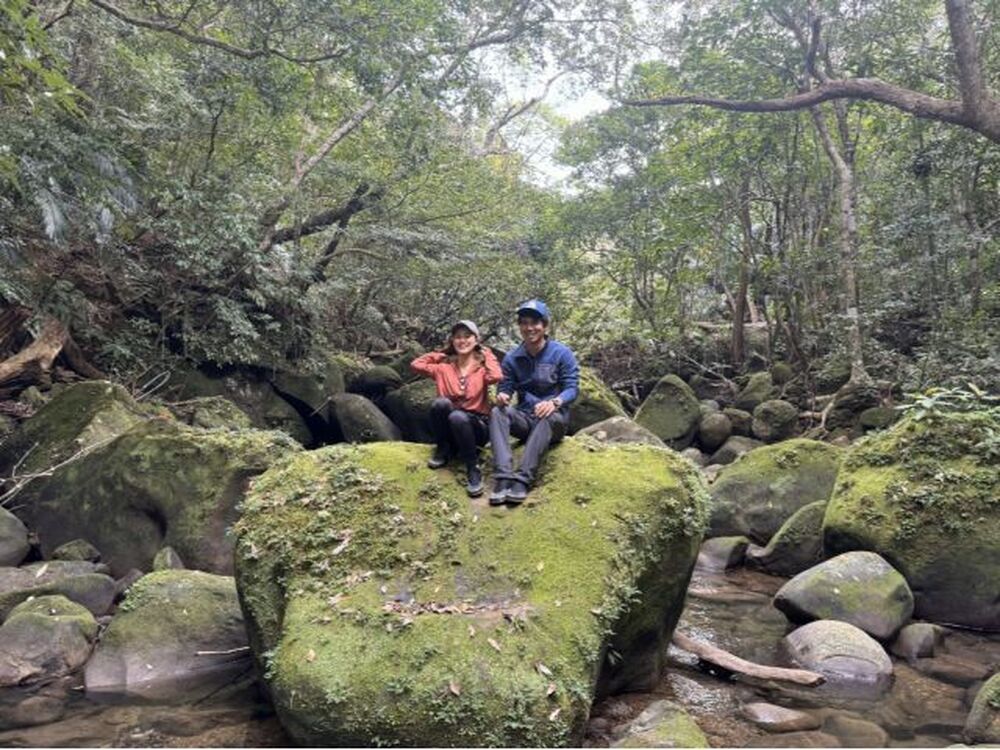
[
  {"x1": 536, "y1": 562, "x2": 545, "y2": 572},
  {"x1": 449, "y1": 680, "x2": 461, "y2": 696},
  {"x1": 331, "y1": 530, "x2": 353, "y2": 556},
  {"x1": 306, "y1": 649, "x2": 316, "y2": 663},
  {"x1": 536, "y1": 662, "x2": 553, "y2": 677},
  {"x1": 468, "y1": 624, "x2": 476, "y2": 637},
  {"x1": 548, "y1": 707, "x2": 561, "y2": 722},
  {"x1": 546, "y1": 683, "x2": 557, "y2": 697},
  {"x1": 487, "y1": 638, "x2": 502, "y2": 652}
]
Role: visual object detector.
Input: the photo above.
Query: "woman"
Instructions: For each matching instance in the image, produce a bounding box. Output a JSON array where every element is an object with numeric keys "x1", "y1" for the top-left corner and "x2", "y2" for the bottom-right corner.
[{"x1": 410, "y1": 320, "x2": 502, "y2": 497}]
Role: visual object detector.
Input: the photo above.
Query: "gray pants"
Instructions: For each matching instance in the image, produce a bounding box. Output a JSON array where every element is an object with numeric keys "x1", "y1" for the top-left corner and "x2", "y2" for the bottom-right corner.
[{"x1": 489, "y1": 405, "x2": 568, "y2": 486}]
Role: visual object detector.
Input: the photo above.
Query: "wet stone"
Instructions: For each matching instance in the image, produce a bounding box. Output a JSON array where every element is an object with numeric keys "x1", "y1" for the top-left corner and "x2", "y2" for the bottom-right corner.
[
  {"x1": 822, "y1": 714, "x2": 889, "y2": 747},
  {"x1": 51, "y1": 539, "x2": 101, "y2": 563},
  {"x1": 0, "y1": 694, "x2": 67, "y2": 730},
  {"x1": 913, "y1": 653, "x2": 991, "y2": 687},
  {"x1": 740, "y1": 702, "x2": 820, "y2": 733},
  {"x1": 746, "y1": 730, "x2": 841, "y2": 747},
  {"x1": 696, "y1": 536, "x2": 749, "y2": 572},
  {"x1": 780, "y1": 620, "x2": 894, "y2": 697},
  {"x1": 890, "y1": 623, "x2": 944, "y2": 662}
]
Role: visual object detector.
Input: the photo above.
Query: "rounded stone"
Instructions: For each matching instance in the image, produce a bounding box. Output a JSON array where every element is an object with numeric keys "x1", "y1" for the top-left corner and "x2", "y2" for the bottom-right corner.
[
  {"x1": 0, "y1": 507, "x2": 30, "y2": 567},
  {"x1": 773, "y1": 551, "x2": 914, "y2": 640},
  {"x1": 781, "y1": 620, "x2": 893, "y2": 695},
  {"x1": 578, "y1": 416, "x2": 666, "y2": 448},
  {"x1": 634, "y1": 375, "x2": 701, "y2": 449},
  {"x1": 740, "y1": 702, "x2": 820, "y2": 733},
  {"x1": 752, "y1": 399, "x2": 800, "y2": 443},
  {"x1": 964, "y1": 672, "x2": 1000, "y2": 743},
  {"x1": 697, "y1": 413, "x2": 732, "y2": 452}
]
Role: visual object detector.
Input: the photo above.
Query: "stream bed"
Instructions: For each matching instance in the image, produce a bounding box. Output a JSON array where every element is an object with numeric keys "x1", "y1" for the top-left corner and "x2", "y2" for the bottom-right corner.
[{"x1": 0, "y1": 565, "x2": 996, "y2": 747}]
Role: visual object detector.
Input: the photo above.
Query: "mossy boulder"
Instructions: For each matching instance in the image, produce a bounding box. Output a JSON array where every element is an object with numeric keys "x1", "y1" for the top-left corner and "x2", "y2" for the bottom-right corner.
[
  {"x1": 709, "y1": 439, "x2": 843, "y2": 543},
  {"x1": 964, "y1": 672, "x2": 1000, "y2": 744},
  {"x1": 84, "y1": 570, "x2": 248, "y2": 700},
  {"x1": 0, "y1": 561, "x2": 115, "y2": 618},
  {"x1": 233, "y1": 440, "x2": 709, "y2": 746},
  {"x1": 381, "y1": 380, "x2": 437, "y2": 442},
  {"x1": 166, "y1": 396, "x2": 252, "y2": 430},
  {"x1": 859, "y1": 407, "x2": 898, "y2": 431},
  {"x1": 52, "y1": 539, "x2": 101, "y2": 563},
  {"x1": 635, "y1": 375, "x2": 701, "y2": 449},
  {"x1": 696, "y1": 413, "x2": 731, "y2": 452},
  {"x1": 706, "y1": 435, "x2": 761, "y2": 466},
  {"x1": 826, "y1": 382, "x2": 881, "y2": 431},
  {"x1": 577, "y1": 417, "x2": 665, "y2": 448},
  {"x1": 746, "y1": 501, "x2": 826, "y2": 577},
  {"x1": 0, "y1": 381, "x2": 143, "y2": 478},
  {"x1": 0, "y1": 595, "x2": 98, "y2": 686},
  {"x1": 723, "y1": 408, "x2": 753, "y2": 437},
  {"x1": 23, "y1": 420, "x2": 299, "y2": 576},
  {"x1": 773, "y1": 551, "x2": 914, "y2": 639},
  {"x1": 0, "y1": 507, "x2": 29, "y2": 567},
  {"x1": 733, "y1": 372, "x2": 774, "y2": 412},
  {"x1": 611, "y1": 700, "x2": 708, "y2": 748},
  {"x1": 822, "y1": 411, "x2": 1000, "y2": 631},
  {"x1": 771, "y1": 363, "x2": 795, "y2": 386},
  {"x1": 752, "y1": 399, "x2": 800, "y2": 443},
  {"x1": 568, "y1": 368, "x2": 626, "y2": 435},
  {"x1": 348, "y1": 365, "x2": 404, "y2": 401},
  {"x1": 329, "y1": 393, "x2": 402, "y2": 443}
]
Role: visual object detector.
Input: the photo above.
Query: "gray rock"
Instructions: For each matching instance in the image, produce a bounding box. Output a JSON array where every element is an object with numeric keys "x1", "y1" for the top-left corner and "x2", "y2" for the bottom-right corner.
[
  {"x1": 347, "y1": 365, "x2": 403, "y2": 400},
  {"x1": 914, "y1": 653, "x2": 990, "y2": 687},
  {"x1": 701, "y1": 464, "x2": 723, "y2": 483},
  {"x1": 781, "y1": 620, "x2": 893, "y2": 694},
  {"x1": 964, "y1": 672, "x2": 1000, "y2": 743},
  {"x1": 152, "y1": 546, "x2": 185, "y2": 571},
  {"x1": 822, "y1": 715, "x2": 889, "y2": 747},
  {"x1": 774, "y1": 551, "x2": 914, "y2": 640},
  {"x1": 0, "y1": 694, "x2": 67, "y2": 728},
  {"x1": 740, "y1": 702, "x2": 820, "y2": 733},
  {"x1": 578, "y1": 416, "x2": 667, "y2": 448},
  {"x1": 328, "y1": 393, "x2": 402, "y2": 443},
  {"x1": 699, "y1": 400, "x2": 720, "y2": 415},
  {"x1": 697, "y1": 412, "x2": 732, "y2": 452},
  {"x1": 0, "y1": 507, "x2": 30, "y2": 567},
  {"x1": 51, "y1": 539, "x2": 101, "y2": 563},
  {"x1": 634, "y1": 375, "x2": 702, "y2": 449},
  {"x1": 0, "y1": 561, "x2": 116, "y2": 618},
  {"x1": 0, "y1": 595, "x2": 98, "y2": 686},
  {"x1": 890, "y1": 623, "x2": 944, "y2": 661},
  {"x1": 723, "y1": 408, "x2": 753, "y2": 437},
  {"x1": 752, "y1": 399, "x2": 800, "y2": 443},
  {"x1": 85, "y1": 570, "x2": 249, "y2": 701},
  {"x1": 611, "y1": 699, "x2": 708, "y2": 747},
  {"x1": 696, "y1": 536, "x2": 749, "y2": 572},
  {"x1": 858, "y1": 407, "x2": 897, "y2": 431},
  {"x1": 113, "y1": 569, "x2": 144, "y2": 601},
  {"x1": 380, "y1": 379, "x2": 437, "y2": 442},
  {"x1": 746, "y1": 501, "x2": 825, "y2": 577},
  {"x1": 707, "y1": 435, "x2": 762, "y2": 466},
  {"x1": 680, "y1": 447, "x2": 706, "y2": 467},
  {"x1": 826, "y1": 382, "x2": 881, "y2": 431},
  {"x1": 747, "y1": 731, "x2": 841, "y2": 747}
]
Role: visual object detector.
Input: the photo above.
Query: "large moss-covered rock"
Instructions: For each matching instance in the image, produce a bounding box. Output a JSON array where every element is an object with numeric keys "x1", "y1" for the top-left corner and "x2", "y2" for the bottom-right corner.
[
  {"x1": 773, "y1": 551, "x2": 914, "y2": 639},
  {"x1": 168, "y1": 367, "x2": 312, "y2": 446},
  {"x1": 0, "y1": 381, "x2": 143, "y2": 477},
  {"x1": 0, "y1": 507, "x2": 29, "y2": 567},
  {"x1": 752, "y1": 400, "x2": 800, "y2": 443},
  {"x1": 166, "y1": 396, "x2": 252, "y2": 430},
  {"x1": 0, "y1": 595, "x2": 97, "y2": 686},
  {"x1": 733, "y1": 372, "x2": 774, "y2": 413},
  {"x1": 234, "y1": 440, "x2": 709, "y2": 746},
  {"x1": 611, "y1": 700, "x2": 708, "y2": 748},
  {"x1": 381, "y1": 380, "x2": 437, "y2": 442},
  {"x1": 577, "y1": 417, "x2": 665, "y2": 448},
  {"x1": 568, "y1": 368, "x2": 626, "y2": 435},
  {"x1": 348, "y1": 365, "x2": 404, "y2": 401},
  {"x1": 823, "y1": 411, "x2": 1000, "y2": 630},
  {"x1": 329, "y1": 393, "x2": 402, "y2": 443},
  {"x1": 709, "y1": 440, "x2": 842, "y2": 543},
  {"x1": 84, "y1": 570, "x2": 248, "y2": 700},
  {"x1": 964, "y1": 672, "x2": 1000, "y2": 744},
  {"x1": 746, "y1": 500, "x2": 826, "y2": 577},
  {"x1": 24, "y1": 420, "x2": 299, "y2": 576},
  {"x1": 635, "y1": 375, "x2": 701, "y2": 449}
]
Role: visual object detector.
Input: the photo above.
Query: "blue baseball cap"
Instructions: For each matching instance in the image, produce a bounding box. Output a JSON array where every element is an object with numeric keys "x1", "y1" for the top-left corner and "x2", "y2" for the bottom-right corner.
[{"x1": 516, "y1": 299, "x2": 550, "y2": 322}]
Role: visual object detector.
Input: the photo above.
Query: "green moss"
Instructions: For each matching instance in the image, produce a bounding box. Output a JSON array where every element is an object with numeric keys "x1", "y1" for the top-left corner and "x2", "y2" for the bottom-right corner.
[
  {"x1": 824, "y1": 411, "x2": 1000, "y2": 629},
  {"x1": 634, "y1": 375, "x2": 700, "y2": 447},
  {"x1": 6, "y1": 594, "x2": 98, "y2": 640},
  {"x1": 615, "y1": 711, "x2": 708, "y2": 748},
  {"x1": 234, "y1": 439, "x2": 709, "y2": 746}
]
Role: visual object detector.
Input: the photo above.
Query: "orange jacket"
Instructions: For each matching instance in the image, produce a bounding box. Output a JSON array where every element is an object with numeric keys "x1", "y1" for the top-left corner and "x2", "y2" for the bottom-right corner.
[{"x1": 410, "y1": 349, "x2": 503, "y2": 415}]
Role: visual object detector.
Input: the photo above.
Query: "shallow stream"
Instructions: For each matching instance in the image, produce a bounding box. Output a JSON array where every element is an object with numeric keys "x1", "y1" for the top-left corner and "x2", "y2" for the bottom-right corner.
[{"x1": 1, "y1": 565, "x2": 996, "y2": 747}]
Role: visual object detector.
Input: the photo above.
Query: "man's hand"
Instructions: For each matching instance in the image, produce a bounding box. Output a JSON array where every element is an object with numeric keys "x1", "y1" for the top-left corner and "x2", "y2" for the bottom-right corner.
[
  {"x1": 496, "y1": 392, "x2": 512, "y2": 407},
  {"x1": 533, "y1": 399, "x2": 558, "y2": 419}
]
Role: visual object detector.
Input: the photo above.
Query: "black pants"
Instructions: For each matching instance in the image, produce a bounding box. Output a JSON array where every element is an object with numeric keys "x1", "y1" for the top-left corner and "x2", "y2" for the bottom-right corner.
[
  {"x1": 489, "y1": 405, "x2": 568, "y2": 486},
  {"x1": 429, "y1": 398, "x2": 488, "y2": 465}
]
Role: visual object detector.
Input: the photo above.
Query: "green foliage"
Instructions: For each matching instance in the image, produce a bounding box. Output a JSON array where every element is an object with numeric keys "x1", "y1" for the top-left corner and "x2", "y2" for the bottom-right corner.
[{"x1": 897, "y1": 385, "x2": 1000, "y2": 422}]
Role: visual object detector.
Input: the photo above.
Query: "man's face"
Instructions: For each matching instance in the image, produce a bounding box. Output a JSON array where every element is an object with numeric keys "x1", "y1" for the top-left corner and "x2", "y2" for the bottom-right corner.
[{"x1": 518, "y1": 314, "x2": 546, "y2": 346}]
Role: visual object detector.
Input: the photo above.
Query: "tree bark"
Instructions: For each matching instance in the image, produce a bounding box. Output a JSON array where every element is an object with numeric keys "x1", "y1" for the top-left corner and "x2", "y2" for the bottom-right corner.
[
  {"x1": 672, "y1": 632, "x2": 825, "y2": 687},
  {"x1": 0, "y1": 318, "x2": 69, "y2": 389}
]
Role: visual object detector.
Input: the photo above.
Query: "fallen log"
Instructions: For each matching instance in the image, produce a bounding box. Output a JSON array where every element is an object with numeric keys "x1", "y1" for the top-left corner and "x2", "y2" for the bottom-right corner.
[
  {"x1": 0, "y1": 314, "x2": 106, "y2": 396},
  {"x1": 672, "y1": 631, "x2": 825, "y2": 687}
]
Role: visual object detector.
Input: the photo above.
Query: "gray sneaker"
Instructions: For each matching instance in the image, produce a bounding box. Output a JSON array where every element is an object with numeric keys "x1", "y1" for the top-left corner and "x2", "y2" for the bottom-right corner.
[{"x1": 506, "y1": 480, "x2": 528, "y2": 504}]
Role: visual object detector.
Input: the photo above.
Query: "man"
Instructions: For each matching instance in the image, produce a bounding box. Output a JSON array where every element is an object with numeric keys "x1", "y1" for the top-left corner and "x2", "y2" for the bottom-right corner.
[{"x1": 489, "y1": 299, "x2": 579, "y2": 505}]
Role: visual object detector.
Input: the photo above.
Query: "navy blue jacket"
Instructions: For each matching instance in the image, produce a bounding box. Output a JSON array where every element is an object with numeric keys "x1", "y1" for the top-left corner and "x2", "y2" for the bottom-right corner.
[{"x1": 498, "y1": 339, "x2": 579, "y2": 414}]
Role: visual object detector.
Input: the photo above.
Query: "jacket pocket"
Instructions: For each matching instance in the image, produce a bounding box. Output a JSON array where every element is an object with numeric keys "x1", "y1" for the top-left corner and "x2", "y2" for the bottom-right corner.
[{"x1": 534, "y1": 363, "x2": 557, "y2": 387}]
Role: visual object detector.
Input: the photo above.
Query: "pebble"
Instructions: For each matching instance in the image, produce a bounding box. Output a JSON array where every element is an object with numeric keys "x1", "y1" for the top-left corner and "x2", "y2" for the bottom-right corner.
[
  {"x1": 913, "y1": 654, "x2": 990, "y2": 687},
  {"x1": 822, "y1": 714, "x2": 889, "y2": 747},
  {"x1": 740, "y1": 702, "x2": 820, "y2": 733}
]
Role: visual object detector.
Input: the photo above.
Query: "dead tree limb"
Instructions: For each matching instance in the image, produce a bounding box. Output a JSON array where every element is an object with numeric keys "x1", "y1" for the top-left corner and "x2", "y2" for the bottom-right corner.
[{"x1": 672, "y1": 631, "x2": 825, "y2": 687}]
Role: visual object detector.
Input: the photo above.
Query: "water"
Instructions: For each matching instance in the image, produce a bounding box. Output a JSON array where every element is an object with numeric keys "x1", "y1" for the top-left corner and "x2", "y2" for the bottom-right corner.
[{"x1": 589, "y1": 566, "x2": 1000, "y2": 747}]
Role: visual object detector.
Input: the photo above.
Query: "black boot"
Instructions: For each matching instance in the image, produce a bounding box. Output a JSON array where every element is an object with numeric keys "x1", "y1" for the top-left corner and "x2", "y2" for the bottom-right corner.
[
  {"x1": 466, "y1": 464, "x2": 484, "y2": 497},
  {"x1": 427, "y1": 445, "x2": 451, "y2": 469}
]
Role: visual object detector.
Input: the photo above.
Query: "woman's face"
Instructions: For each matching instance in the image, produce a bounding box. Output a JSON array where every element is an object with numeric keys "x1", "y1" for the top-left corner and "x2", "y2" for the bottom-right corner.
[{"x1": 451, "y1": 328, "x2": 478, "y2": 354}]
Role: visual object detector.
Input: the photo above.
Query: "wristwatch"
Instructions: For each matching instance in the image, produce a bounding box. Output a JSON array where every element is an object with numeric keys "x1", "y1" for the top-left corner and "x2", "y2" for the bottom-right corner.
[{"x1": 551, "y1": 397, "x2": 563, "y2": 408}]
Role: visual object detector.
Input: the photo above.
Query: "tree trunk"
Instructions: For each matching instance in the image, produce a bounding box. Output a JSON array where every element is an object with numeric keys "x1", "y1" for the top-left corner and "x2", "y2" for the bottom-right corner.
[
  {"x1": 0, "y1": 318, "x2": 69, "y2": 390},
  {"x1": 731, "y1": 179, "x2": 753, "y2": 369}
]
